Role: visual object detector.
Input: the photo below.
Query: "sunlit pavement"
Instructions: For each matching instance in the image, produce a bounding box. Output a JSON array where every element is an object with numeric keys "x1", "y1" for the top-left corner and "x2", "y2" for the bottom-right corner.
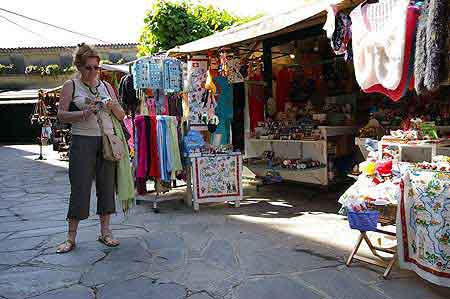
[{"x1": 0, "y1": 144, "x2": 449, "y2": 299}]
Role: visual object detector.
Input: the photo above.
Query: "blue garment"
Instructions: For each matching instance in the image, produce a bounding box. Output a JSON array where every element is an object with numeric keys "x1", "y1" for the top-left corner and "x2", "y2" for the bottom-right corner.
[
  {"x1": 163, "y1": 58, "x2": 182, "y2": 94},
  {"x1": 164, "y1": 118, "x2": 173, "y2": 174},
  {"x1": 131, "y1": 58, "x2": 151, "y2": 89},
  {"x1": 214, "y1": 76, "x2": 233, "y2": 145},
  {"x1": 157, "y1": 118, "x2": 168, "y2": 181},
  {"x1": 214, "y1": 76, "x2": 233, "y2": 119}
]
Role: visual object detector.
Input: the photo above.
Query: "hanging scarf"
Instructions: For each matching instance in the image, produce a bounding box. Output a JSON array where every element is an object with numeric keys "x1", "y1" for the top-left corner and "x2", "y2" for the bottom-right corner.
[
  {"x1": 415, "y1": 0, "x2": 448, "y2": 94},
  {"x1": 111, "y1": 115, "x2": 135, "y2": 213}
]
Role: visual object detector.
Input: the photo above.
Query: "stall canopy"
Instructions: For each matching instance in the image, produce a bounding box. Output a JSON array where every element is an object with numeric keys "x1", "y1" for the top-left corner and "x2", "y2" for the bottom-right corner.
[
  {"x1": 168, "y1": 0, "x2": 359, "y2": 54},
  {"x1": 100, "y1": 63, "x2": 130, "y2": 73},
  {"x1": 0, "y1": 86, "x2": 62, "y2": 105}
]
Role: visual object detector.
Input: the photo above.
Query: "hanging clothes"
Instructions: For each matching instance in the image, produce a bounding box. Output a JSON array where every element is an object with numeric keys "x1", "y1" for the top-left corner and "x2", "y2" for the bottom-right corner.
[
  {"x1": 135, "y1": 115, "x2": 149, "y2": 179},
  {"x1": 163, "y1": 58, "x2": 183, "y2": 94},
  {"x1": 156, "y1": 117, "x2": 168, "y2": 182},
  {"x1": 363, "y1": 3, "x2": 420, "y2": 101},
  {"x1": 155, "y1": 116, "x2": 181, "y2": 182},
  {"x1": 168, "y1": 118, "x2": 183, "y2": 175},
  {"x1": 131, "y1": 58, "x2": 151, "y2": 89},
  {"x1": 414, "y1": 0, "x2": 448, "y2": 94},
  {"x1": 149, "y1": 116, "x2": 161, "y2": 179},
  {"x1": 214, "y1": 76, "x2": 234, "y2": 144},
  {"x1": 249, "y1": 71, "x2": 265, "y2": 132},
  {"x1": 275, "y1": 68, "x2": 294, "y2": 112},
  {"x1": 350, "y1": 0, "x2": 410, "y2": 91},
  {"x1": 323, "y1": 5, "x2": 352, "y2": 60},
  {"x1": 119, "y1": 74, "x2": 139, "y2": 114}
]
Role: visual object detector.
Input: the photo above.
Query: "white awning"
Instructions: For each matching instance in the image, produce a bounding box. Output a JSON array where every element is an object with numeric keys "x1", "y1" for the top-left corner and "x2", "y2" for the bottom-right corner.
[
  {"x1": 168, "y1": 0, "x2": 355, "y2": 54},
  {"x1": 100, "y1": 64, "x2": 130, "y2": 73}
]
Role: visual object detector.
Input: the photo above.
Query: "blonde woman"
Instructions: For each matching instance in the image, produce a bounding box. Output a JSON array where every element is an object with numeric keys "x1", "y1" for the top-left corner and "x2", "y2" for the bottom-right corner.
[{"x1": 56, "y1": 43, "x2": 125, "y2": 253}]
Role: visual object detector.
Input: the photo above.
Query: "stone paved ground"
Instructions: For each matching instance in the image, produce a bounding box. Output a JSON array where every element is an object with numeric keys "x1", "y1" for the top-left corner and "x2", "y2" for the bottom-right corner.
[{"x1": 1, "y1": 144, "x2": 450, "y2": 299}]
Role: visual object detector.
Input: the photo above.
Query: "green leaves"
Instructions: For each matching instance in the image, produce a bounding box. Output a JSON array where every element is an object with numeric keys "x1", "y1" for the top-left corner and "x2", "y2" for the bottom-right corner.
[
  {"x1": 138, "y1": 0, "x2": 262, "y2": 57},
  {"x1": 0, "y1": 64, "x2": 15, "y2": 75}
]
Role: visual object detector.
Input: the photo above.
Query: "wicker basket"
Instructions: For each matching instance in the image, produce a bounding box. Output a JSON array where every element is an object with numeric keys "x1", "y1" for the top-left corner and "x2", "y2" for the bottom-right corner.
[{"x1": 371, "y1": 204, "x2": 397, "y2": 226}]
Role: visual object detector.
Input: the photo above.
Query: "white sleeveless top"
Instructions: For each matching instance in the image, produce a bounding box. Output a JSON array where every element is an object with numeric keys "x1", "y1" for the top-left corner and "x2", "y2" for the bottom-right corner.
[
  {"x1": 71, "y1": 79, "x2": 114, "y2": 136},
  {"x1": 350, "y1": 0, "x2": 410, "y2": 90}
]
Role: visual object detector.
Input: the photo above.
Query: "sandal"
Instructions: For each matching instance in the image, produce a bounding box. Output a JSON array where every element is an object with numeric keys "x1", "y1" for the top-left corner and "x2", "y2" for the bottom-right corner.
[
  {"x1": 56, "y1": 239, "x2": 76, "y2": 254},
  {"x1": 98, "y1": 233, "x2": 120, "y2": 247}
]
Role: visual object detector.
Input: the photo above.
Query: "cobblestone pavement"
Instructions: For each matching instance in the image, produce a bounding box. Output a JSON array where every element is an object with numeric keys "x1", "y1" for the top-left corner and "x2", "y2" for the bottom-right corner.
[{"x1": 1, "y1": 145, "x2": 450, "y2": 299}]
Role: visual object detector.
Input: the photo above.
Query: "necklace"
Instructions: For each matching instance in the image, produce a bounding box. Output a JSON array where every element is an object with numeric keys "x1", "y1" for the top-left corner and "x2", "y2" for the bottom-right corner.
[{"x1": 82, "y1": 80, "x2": 100, "y2": 98}]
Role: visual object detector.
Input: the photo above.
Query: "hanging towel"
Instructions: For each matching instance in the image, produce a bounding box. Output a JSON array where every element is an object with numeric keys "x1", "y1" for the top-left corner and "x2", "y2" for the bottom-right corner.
[
  {"x1": 363, "y1": 4, "x2": 419, "y2": 101},
  {"x1": 351, "y1": 0, "x2": 410, "y2": 90}
]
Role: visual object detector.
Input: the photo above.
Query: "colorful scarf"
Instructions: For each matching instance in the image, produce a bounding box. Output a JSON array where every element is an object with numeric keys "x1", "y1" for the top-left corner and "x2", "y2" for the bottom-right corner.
[{"x1": 111, "y1": 115, "x2": 135, "y2": 213}]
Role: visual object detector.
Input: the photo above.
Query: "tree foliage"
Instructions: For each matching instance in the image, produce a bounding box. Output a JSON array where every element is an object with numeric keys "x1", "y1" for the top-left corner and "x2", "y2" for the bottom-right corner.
[{"x1": 138, "y1": 0, "x2": 261, "y2": 56}]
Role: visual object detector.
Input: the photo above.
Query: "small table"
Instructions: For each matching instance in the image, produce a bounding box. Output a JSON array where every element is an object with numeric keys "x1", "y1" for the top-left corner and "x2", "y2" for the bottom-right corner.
[{"x1": 346, "y1": 227, "x2": 397, "y2": 279}]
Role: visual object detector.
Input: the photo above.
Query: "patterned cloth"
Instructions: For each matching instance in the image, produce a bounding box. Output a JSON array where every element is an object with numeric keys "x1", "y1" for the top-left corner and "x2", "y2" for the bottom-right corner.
[
  {"x1": 398, "y1": 170, "x2": 450, "y2": 287},
  {"x1": 187, "y1": 57, "x2": 208, "y2": 126},
  {"x1": 192, "y1": 154, "x2": 242, "y2": 202},
  {"x1": 131, "y1": 58, "x2": 151, "y2": 90},
  {"x1": 163, "y1": 58, "x2": 182, "y2": 94}
]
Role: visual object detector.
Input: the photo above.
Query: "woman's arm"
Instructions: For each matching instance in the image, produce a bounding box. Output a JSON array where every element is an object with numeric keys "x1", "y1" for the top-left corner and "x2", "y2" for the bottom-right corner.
[
  {"x1": 105, "y1": 82, "x2": 126, "y2": 121},
  {"x1": 57, "y1": 81, "x2": 95, "y2": 123}
]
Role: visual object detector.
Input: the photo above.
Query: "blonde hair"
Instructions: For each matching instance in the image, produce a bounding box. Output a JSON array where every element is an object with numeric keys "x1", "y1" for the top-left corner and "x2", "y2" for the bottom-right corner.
[{"x1": 73, "y1": 43, "x2": 100, "y2": 68}]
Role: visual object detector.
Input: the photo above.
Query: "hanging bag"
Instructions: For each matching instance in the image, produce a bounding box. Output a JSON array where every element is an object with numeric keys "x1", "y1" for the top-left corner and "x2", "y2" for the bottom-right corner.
[{"x1": 97, "y1": 110, "x2": 124, "y2": 161}]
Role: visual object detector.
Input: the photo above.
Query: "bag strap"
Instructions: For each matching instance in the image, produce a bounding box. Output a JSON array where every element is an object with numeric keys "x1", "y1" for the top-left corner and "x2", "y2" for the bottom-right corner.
[
  {"x1": 99, "y1": 80, "x2": 121, "y2": 135},
  {"x1": 96, "y1": 111, "x2": 107, "y2": 137},
  {"x1": 71, "y1": 79, "x2": 75, "y2": 98},
  {"x1": 101, "y1": 80, "x2": 113, "y2": 98}
]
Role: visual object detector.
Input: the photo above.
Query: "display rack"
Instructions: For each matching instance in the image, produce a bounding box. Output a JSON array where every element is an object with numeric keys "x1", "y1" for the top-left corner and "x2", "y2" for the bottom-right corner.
[{"x1": 245, "y1": 126, "x2": 358, "y2": 186}]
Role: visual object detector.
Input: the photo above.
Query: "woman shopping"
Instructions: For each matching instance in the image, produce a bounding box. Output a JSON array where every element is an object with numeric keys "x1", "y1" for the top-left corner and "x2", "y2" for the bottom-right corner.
[{"x1": 56, "y1": 43, "x2": 134, "y2": 253}]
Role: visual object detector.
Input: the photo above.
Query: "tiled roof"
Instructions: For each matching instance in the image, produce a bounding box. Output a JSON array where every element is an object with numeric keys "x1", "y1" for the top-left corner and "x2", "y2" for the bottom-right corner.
[{"x1": 0, "y1": 43, "x2": 139, "y2": 52}]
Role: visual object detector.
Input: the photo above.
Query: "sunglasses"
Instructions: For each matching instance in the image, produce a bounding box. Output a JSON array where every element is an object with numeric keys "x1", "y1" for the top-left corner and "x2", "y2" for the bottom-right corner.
[{"x1": 84, "y1": 65, "x2": 100, "y2": 71}]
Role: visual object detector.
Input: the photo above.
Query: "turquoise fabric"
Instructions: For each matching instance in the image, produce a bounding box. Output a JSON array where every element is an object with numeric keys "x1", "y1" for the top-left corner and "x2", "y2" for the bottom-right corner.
[{"x1": 214, "y1": 76, "x2": 233, "y2": 144}]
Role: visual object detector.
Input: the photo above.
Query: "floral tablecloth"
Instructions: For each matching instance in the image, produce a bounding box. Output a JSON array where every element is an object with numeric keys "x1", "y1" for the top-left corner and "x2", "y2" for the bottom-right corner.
[
  {"x1": 398, "y1": 170, "x2": 450, "y2": 287},
  {"x1": 191, "y1": 153, "x2": 242, "y2": 203}
]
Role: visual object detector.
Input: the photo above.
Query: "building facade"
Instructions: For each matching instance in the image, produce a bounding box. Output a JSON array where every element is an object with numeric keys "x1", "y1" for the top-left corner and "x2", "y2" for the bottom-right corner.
[{"x1": 0, "y1": 43, "x2": 138, "y2": 90}]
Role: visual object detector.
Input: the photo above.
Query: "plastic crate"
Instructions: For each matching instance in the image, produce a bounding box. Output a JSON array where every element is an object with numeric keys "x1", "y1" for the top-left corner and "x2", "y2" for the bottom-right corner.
[{"x1": 348, "y1": 210, "x2": 379, "y2": 232}]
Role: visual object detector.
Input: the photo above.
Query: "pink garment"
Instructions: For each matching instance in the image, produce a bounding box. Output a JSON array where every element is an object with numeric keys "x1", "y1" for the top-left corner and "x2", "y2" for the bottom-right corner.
[
  {"x1": 363, "y1": 5, "x2": 419, "y2": 101},
  {"x1": 135, "y1": 115, "x2": 148, "y2": 179},
  {"x1": 123, "y1": 116, "x2": 134, "y2": 150},
  {"x1": 149, "y1": 116, "x2": 161, "y2": 179}
]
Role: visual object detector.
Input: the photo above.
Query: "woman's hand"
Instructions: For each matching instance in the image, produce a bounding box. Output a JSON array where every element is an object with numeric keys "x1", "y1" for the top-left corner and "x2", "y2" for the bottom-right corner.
[{"x1": 83, "y1": 102, "x2": 98, "y2": 119}]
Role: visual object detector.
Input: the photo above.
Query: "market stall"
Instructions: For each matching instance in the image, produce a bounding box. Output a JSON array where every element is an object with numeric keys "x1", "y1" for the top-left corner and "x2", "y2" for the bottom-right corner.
[
  {"x1": 30, "y1": 86, "x2": 71, "y2": 160},
  {"x1": 333, "y1": 0, "x2": 450, "y2": 287},
  {"x1": 124, "y1": 55, "x2": 243, "y2": 211}
]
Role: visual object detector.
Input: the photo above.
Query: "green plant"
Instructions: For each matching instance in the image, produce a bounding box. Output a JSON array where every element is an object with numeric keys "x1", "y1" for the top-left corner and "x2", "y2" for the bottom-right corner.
[
  {"x1": 116, "y1": 58, "x2": 126, "y2": 65},
  {"x1": 100, "y1": 59, "x2": 113, "y2": 65},
  {"x1": 0, "y1": 64, "x2": 16, "y2": 74},
  {"x1": 44, "y1": 64, "x2": 61, "y2": 76},
  {"x1": 25, "y1": 65, "x2": 45, "y2": 75},
  {"x1": 63, "y1": 65, "x2": 77, "y2": 74},
  {"x1": 138, "y1": 0, "x2": 261, "y2": 56}
]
